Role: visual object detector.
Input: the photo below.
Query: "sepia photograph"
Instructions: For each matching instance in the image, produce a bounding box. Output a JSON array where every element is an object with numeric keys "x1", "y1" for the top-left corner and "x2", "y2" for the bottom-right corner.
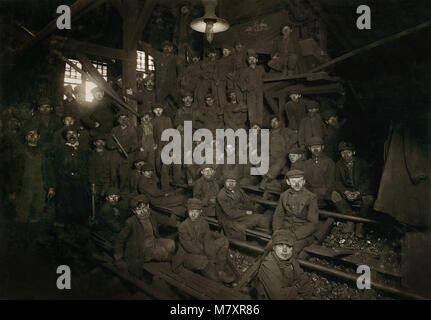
[{"x1": 0, "y1": 0, "x2": 430, "y2": 306}]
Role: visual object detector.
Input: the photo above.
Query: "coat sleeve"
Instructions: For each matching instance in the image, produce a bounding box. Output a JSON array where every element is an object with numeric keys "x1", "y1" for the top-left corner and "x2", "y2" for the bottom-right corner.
[
  {"x1": 257, "y1": 255, "x2": 285, "y2": 300},
  {"x1": 293, "y1": 194, "x2": 318, "y2": 240},
  {"x1": 334, "y1": 162, "x2": 346, "y2": 194}
]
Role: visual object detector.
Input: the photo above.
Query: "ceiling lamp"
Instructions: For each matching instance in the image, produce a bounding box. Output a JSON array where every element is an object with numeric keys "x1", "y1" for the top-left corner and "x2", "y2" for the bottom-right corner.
[{"x1": 190, "y1": 0, "x2": 229, "y2": 43}]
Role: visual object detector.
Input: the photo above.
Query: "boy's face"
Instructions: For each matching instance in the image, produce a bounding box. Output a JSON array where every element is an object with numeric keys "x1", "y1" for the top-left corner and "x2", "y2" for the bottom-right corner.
[
  {"x1": 290, "y1": 93, "x2": 301, "y2": 102},
  {"x1": 39, "y1": 104, "x2": 52, "y2": 115},
  {"x1": 94, "y1": 139, "x2": 106, "y2": 149},
  {"x1": 118, "y1": 115, "x2": 129, "y2": 126},
  {"x1": 134, "y1": 202, "x2": 150, "y2": 218},
  {"x1": 141, "y1": 114, "x2": 151, "y2": 123},
  {"x1": 309, "y1": 145, "x2": 324, "y2": 156},
  {"x1": 270, "y1": 118, "x2": 280, "y2": 129},
  {"x1": 188, "y1": 209, "x2": 201, "y2": 221},
  {"x1": 228, "y1": 92, "x2": 237, "y2": 102},
  {"x1": 94, "y1": 91, "x2": 104, "y2": 101},
  {"x1": 26, "y1": 130, "x2": 39, "y2": 146},
  {"x1": 66, "y1": 131, "x2": 79, "y2": 143},
  {"x1": 205, "y1": 97, "x2": 214, "y2": 106},
  {"x1": 289, "y1": 153, "x2": 302, "y2": 163},
  {"x1": 225, "y1": 179, "x2": 237, "y2": 191},
  {"x1": 274, "y1": 244, "x2": 293, "y2": 260},
  {"x1": 106, "y1": 194, "x2": 119, "y2": 205},
  {"x1": 248, "y1": 56, "x2": 258, "y2": 65},
  {"x1": 163, "y1": 45, "x2": 173, "y2": 54},
  {"x1": 286, "y1": 176, "x2": 305, "y2": 192},
  {"x1": 63, "y1": 116, "x2": 75, "y2": 126},
  {"x1": 327, "y1": 116, "x2": 338, "y2": 127},
  {"x1": 183, "y1": 96, "x2": 193, "y2": 106},
  {"x1": 191, "y1": 56, "x2": 200, "y2": 64},
  {"x1": 341, "y1": 150, "x2": 354, "y2": 162},
  {"x1": 202, "y1": 167, "x2": 215, "y2": 179},
  {"x1": 282, "y1": 25, "x2": 292, "y2": 35},
  {"x1": 235, "y1": 43, "x2": 243, "y2": 51},
  {"x1": 144, "y1": 78, "x2": 154, "y2": 90},
  {"x1": 153, "y1": 108, "x2": 163, "y2": 117},
  {"x1": 208, "y1": 52, "x2": 216, "y2": 60}
]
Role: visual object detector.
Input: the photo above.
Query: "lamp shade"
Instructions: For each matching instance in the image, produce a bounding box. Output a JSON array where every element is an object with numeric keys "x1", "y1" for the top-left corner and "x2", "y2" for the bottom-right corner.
[{"x1": 190, "y1": 0, "x2": 229, "y2": 40}]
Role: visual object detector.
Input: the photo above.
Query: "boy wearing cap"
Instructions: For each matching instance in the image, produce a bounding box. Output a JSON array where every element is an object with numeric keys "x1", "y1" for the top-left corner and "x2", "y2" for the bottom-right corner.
[
  {"x1": 331, "y1": 141, "x2": 374, "y2": 237},
  {"x1": 193, "y1": 164, "x2": 220, "y2": 217},
  {"x1": 95, "y1": 187, "x2": 129, "y2": 245},
  {"x1": 126, "y1": 74, "x2": 157, "y2": 116},
  {"x1": 137, "y1": 111, "x2": 156, "y2": 170},
  {"x1": 256, "y1": 229, "x2": 312, "y2": 299},
  {"x1": 194, "y1": 93, "x2": 224, "y2": 134},
  {"x1": 272, "y1": 170, "x2": 319, "y2": 255},
  {"x1": 217, "y1": 174, "x2": 271, "y2": 240},
  {"x1": 173, "y1": 198, "x2": 235, "y2": 284},
  {"x1": 303, "y1": 137, "x2": 336, "y2": 207},
  {"x1": 237, "y1": 49, "x2": 265, "y2": 127},
  {"x1": 152, "y1": 104, "x2": 174, "y2": 174},
  {"x1": 174, "y1": 92, "x2": 197, "y2": 128},
  {"x1": 34, "y1": 97, "x2": 61, "y2": 153},
  {"x1": 114, "y1": 194, "x2": 176, "y2": 277},
  {"x1": 223, "y1": 90, "x2": 247, "y2": 130},
  {"x1": 298, "y1": 100, "x2": 325, "y2": 150},
  {"x1": 215, "y1": 45, "x2": 236, "y2": 108}
]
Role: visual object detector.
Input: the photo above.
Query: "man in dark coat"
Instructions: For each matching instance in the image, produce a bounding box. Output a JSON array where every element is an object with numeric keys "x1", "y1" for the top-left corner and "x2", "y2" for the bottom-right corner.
[
  {"x1": 237, "y1": 49, "x2": 265, "y2": 127},
  {"x1": 331, "y1": 142, "x2": 374, "y2": 238},
  {"x1": 12, "y1": 125, "x2": 55, "y2": 245},
  {"x1": 272, "y1": 170, "x2": 319, "y2": 256},
  {"x1": 33, "y1": 97, "x2": 61, "y2": 154},
  {"x1": 303, "y1": 137, "x2": 336, "y2": 208},
  {"x1": 172, "y1": 198, "x2": 235, "y2": 283},
  {"x1": 256, "y1": 229, "x2": 313, "y2": 299},
  {"x1": 193, "y1": 164, "x2": 220, "y2": 217},
  {"x1": 114, "y1": 194, "x2": 176, "y2": 277},
  {"x1": 53, "y1": 126, "x2": 89, "y2": 225},
  {"x1": 217, "y1": 174, "x2": 271, "y2": 241},
  {"x1": 298, "y1": 100, "x2": 325, "y2": 150}
]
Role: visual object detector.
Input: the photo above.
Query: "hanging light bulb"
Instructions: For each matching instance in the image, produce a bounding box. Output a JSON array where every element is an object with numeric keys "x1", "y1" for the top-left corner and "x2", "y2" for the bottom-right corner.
[{"x1": 190, "y1": 0, "x2": 229, "y2": 44}]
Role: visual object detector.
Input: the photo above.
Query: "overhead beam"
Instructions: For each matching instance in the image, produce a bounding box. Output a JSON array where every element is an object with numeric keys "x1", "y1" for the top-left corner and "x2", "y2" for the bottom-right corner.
[
  {"x1": 51, "y1": 36, "x2": 130, "y2": 61},
  {"x1": 109, "y1": 0, "x2": 123, "y2": 18},
  {"x1": 14, "y1": 0, "x2": 107, "y2": 54},
  {"x1": 309, "y1": 19, "x2": 431, "y2": 73},
  {"x1": 131, "y1": 0, "x2": 157, "y2": 46}
]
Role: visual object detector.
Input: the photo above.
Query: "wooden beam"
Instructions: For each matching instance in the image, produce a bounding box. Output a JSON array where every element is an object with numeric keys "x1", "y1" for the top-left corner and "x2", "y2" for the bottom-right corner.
[
  {"x1": 109, "y1": 0, "x2": 124, "y2": 18},
  {"x1": 14, "y1": 0, "x2": 107, "y2": 54},
  {"x1": 131, "y1": 0, "x2": 157, "y2": 46},
  {"x1": 51, "y1": 36, "x2": 130, "y2": 61},
  {"x1": 309, "y1": 19, "x2": 431, "y2": 73}
]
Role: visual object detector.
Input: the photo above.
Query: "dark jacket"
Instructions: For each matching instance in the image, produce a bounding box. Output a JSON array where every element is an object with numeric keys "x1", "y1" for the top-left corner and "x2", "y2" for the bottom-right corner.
[
  {"x1": 193, "y1": 176, "x2": 219, "y2": 207},
  {"x1": 335, "y1": 157, "x2": 373, "y2": 196},
  {"x1": 304, "y1": 154, "x2": 335, "y2": 200},
  {"x1": 272, "y1": 188, "x2": 319, "y2": 238},
  {"x1": 217, "y1": 186, "x2": 255, "y2": 221}
]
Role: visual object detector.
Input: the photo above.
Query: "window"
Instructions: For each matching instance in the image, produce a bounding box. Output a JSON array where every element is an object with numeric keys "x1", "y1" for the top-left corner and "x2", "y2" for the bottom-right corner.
[
  {"x1": 63, "y1": 59, "x2": 108, "y2": 103},
  {"x1": 136, "y1": 50, "x2": 155, "y2": 77}
]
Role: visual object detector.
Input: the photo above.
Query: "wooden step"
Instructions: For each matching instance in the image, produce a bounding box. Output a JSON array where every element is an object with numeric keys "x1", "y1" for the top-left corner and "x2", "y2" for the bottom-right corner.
[{"x1": 143, "y1": 262, "x2": 250, "y2": 300}]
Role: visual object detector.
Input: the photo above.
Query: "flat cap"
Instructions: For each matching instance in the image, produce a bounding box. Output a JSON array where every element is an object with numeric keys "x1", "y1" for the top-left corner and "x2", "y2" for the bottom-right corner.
[
  {"x1": 187, "y1": 198, "x2": 203, "y2": 210},
  {"x1": 247, "y1": 49, "x2": 258, "y2": 58},
  {"x1": 37, "y1": 97, "x2": 51, "y2": 106},
  {"x1": 285, "y1": 169, "x2": 305, "y2": 179},
  {"x1": 129, "y1": 194, "x2": 149, "y2": 208},
  {"x1": 105, "y1": 187, "x2": 120, "y2": 196},
  {"x1": 321, "y1": 108, "x2": 337, "y2": 121},
  {"x1": 338, "y1": 141, "x2": 355, "y2": 152},
  {"x1": 272, "y1": 229, "x2": 295, "y2": 246},
  {"x1": 307, "y1": 136, "x2": 324, "y2": 146},
  {"x1": 305, "y1": 100, "x2": 320, "y2": 110},
  {"x1": 288, "y1": 146, "x2": 303, "y2": 155}
]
